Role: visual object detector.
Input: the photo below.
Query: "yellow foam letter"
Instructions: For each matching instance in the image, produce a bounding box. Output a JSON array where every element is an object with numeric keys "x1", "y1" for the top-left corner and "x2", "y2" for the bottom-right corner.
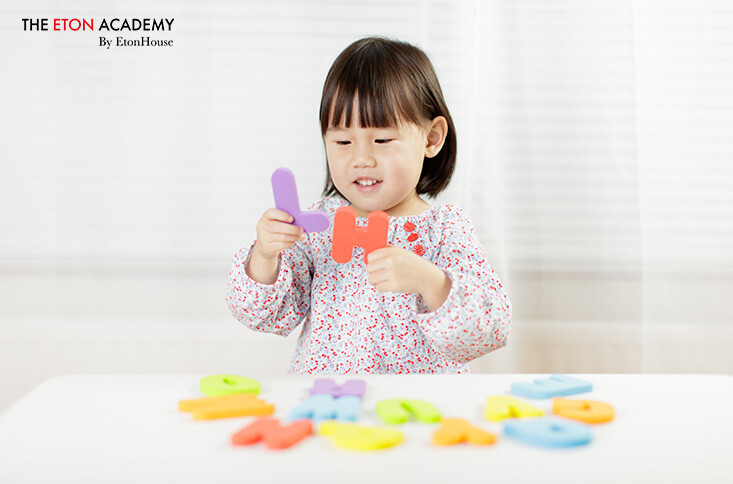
[
  {"x1": 319, "y1": 422, "x2": 403, "y2": 451},
  {"x1": 485, "y1": 396, "x2": 543, "y2": 421}
]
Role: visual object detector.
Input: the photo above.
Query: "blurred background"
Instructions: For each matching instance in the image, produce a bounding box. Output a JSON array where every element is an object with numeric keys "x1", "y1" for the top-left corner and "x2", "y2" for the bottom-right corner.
[{"x1": 1, "y1": 0, "x2": 731, "y2": 412}]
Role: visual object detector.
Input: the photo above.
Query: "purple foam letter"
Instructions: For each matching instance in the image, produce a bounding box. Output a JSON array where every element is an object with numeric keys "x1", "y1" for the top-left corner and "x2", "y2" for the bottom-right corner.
[
  {"x1": 271, "y1": 167, "x2": 329, "y2": 233},
  {"x1": 309, "y1": 378, "x2": 367, "y2": 399}
]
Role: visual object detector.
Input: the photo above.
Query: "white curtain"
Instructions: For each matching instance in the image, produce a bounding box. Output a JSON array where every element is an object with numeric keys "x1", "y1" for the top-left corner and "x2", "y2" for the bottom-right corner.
[{"x1": 1, "y1": 0, "x2": 731, "y2": 372}]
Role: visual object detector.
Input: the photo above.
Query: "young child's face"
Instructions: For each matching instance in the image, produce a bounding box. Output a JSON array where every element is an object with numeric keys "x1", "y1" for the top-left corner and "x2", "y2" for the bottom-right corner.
[{"x1": 324, "y1": 104, "x2": 430, "y2": 218}]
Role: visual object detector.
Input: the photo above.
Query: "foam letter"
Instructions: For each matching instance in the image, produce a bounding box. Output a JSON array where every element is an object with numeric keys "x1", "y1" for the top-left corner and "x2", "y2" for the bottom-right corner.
[
  {"x1": 433, "y1": 418, "x2": 496, "y2": 446},
  {"x1": 553, "y1": 398, "x2": 615, "y2": 424},
  {"x1": 271, "y1": 167, "x2": 329, "y2": 233},
  {"x1": 309, "y1": 378, "x2": 366, "y2": 398},
  {"x1": 179, "y1": 393, "x2": 274, "y2": 420},
  {"x1": 331, "y1": 206, "x2": 388, "y2": 263},
  {"x1": 504, "y1": 417, "x2": 592, "y2": 448},
  {"x1": 484, "y1": 396, "x2": 544, "y2": 421},
  {"x1": 376, "y1": 399, "x2": 441, "y2": 424},
  {"x1": 320, "y1": 422, "x2": 403, "y2": 451},
  {"x1": 510, "y1": 374, "x2": 593, "y2": 399},
  {"x1": 200, "y1": 374, "x2": 260, "y2": 396},
  {"x1": 289, "y1": 394, "x2": 361, "y2": 422},
  {"x1": 232, "y1": 418, "x2": 312, "y2": 449}
]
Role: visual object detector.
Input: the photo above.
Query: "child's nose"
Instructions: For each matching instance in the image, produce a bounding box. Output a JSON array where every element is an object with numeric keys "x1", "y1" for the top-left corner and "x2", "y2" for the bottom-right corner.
[{"x1": 351, "y1": 144, "x2": 376, "y2": 168}]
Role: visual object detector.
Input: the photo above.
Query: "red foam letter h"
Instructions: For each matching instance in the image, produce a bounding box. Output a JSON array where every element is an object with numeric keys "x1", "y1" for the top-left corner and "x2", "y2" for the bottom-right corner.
[{"x1": 331, "y1": 207, "x2": 389, "y2": 263}]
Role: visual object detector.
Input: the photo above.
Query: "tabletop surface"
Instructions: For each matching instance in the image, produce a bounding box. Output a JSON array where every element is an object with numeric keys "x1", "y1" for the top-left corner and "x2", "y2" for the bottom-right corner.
[{"x1": 0, "y1": 373, "x2": 731, "y2": 483}]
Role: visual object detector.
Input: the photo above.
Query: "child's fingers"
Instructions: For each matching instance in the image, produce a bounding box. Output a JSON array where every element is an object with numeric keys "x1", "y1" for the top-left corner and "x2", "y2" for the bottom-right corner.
[
  {"x1": 267, "y1": 232, "x2": 305, "y2": 243},
  {"x1": 263, "y1": 222, "x2": 305, "y2": 238},
  {"x1": 259, "y1": 215, "x2": 304, "y2": 237},
  {"x1": 367, "y1": 271, "x2": 385, "y2": 285},
  {"x1": 261, "y1": 209, "x2": 304, "y2": 232},
  {"x1": 270, "y1": 221, "x2": 305, "y2": 235},
  {"x1": 264, "y1": 208, "x2": 295, "y2": 223},
  {"x1": 268, "y1": 241, "x2": 300, "y2": 253},
  {"x1": 365, "y1": 245, "x2": 397, "y2": 264}
]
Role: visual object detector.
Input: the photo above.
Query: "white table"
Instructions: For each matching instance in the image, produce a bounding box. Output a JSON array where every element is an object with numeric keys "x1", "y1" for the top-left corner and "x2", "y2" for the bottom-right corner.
[{"x1": 0, "y1": 374, "x2": 730, "y2": 483}]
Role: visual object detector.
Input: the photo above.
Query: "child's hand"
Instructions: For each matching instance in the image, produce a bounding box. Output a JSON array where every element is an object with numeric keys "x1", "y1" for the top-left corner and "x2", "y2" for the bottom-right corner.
[
  {"x1": 366, "y1": 245, "x2": 452, "y2": 312},
  {"x1": 252, "y1": 208, "x2": 306, "y2": 260}
]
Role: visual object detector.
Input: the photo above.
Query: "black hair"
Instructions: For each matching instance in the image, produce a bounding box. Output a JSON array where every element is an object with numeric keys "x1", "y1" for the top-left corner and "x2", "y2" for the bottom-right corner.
[{"x1": 319, "y1": 36, "x2": 457, "y2": 199}]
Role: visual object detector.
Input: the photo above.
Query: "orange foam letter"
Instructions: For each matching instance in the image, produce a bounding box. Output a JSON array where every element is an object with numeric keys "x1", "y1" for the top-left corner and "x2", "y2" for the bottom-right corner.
[
  {"x1": 553, "y1": 398, "x2": 614, "y2": 424},
  {"x1": 433, "y1": 418, "x2": 496, "y2": 446},
  {"x1": 179, "y1": 393, "x2": 274, "y2": 420},
  {"x1": 232, "y1": 418, "x2": 312, "y2": 449}
]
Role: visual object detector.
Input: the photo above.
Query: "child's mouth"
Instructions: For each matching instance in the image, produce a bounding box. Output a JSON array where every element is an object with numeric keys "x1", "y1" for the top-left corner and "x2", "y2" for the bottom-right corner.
[{"x1": 353, "y1": 177, "x2": 382, "y2": 193}]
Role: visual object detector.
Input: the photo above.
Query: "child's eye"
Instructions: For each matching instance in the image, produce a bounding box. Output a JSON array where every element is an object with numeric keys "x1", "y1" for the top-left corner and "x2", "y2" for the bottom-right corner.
[
  {"x1": 335, "y1": 141, "x2": 351, "y2": 145},
  {"x1": 375, "y1": 139, "x2": 394, "y2": 144}
]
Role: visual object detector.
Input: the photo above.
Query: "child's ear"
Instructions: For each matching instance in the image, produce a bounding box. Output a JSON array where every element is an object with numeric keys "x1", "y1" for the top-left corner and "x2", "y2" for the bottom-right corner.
[{"x1": 425, "y1": 116, "x2": 448, "y2": 158}]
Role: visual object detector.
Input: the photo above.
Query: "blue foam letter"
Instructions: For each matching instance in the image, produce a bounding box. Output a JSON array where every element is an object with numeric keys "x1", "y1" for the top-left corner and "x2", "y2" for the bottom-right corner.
[
  {"x1": 289, "y1": 394, "x2": 361, "y2": 422},
  {"x1": 504, "y1": 417, "x2": 592, "y2": 448},
  {"x1": 510, "y1": 374, "x2": 593, "y2": 399}
]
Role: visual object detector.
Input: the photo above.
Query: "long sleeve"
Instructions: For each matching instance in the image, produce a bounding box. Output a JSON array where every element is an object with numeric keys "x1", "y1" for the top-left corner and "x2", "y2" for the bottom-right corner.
[
  {"x1": 226, "y1": 239, "x2": 314, "y2": 337},
  {"x1": 413, "y1": 208, "x2": 511, "y2": 364},
  {"x1": 226, "y1": 196, "x2": 509, "y2": 374}
]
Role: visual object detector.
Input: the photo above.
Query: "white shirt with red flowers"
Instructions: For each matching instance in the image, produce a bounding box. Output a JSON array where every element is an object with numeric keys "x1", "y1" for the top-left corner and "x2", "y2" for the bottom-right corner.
[{"x1": 226, "y1": 196, "x2": 511, "y2": 374}]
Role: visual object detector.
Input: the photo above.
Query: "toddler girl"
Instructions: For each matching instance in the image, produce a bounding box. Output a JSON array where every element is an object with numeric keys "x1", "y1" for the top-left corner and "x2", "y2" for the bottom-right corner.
[{"x1": 227, "y1": 37, "x2": 511, "y2": 374}]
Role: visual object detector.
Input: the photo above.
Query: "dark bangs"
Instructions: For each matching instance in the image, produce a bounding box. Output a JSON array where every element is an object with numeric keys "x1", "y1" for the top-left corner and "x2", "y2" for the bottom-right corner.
[{"x1": 319, "y1": 36, "x2": 457, "y2": 199}]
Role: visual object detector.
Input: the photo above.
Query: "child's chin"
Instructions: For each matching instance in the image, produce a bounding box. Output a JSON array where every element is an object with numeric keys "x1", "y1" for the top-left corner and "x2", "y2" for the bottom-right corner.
[{"x1": 350, "y1": 198, "x2": 388, "y2": 215}]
